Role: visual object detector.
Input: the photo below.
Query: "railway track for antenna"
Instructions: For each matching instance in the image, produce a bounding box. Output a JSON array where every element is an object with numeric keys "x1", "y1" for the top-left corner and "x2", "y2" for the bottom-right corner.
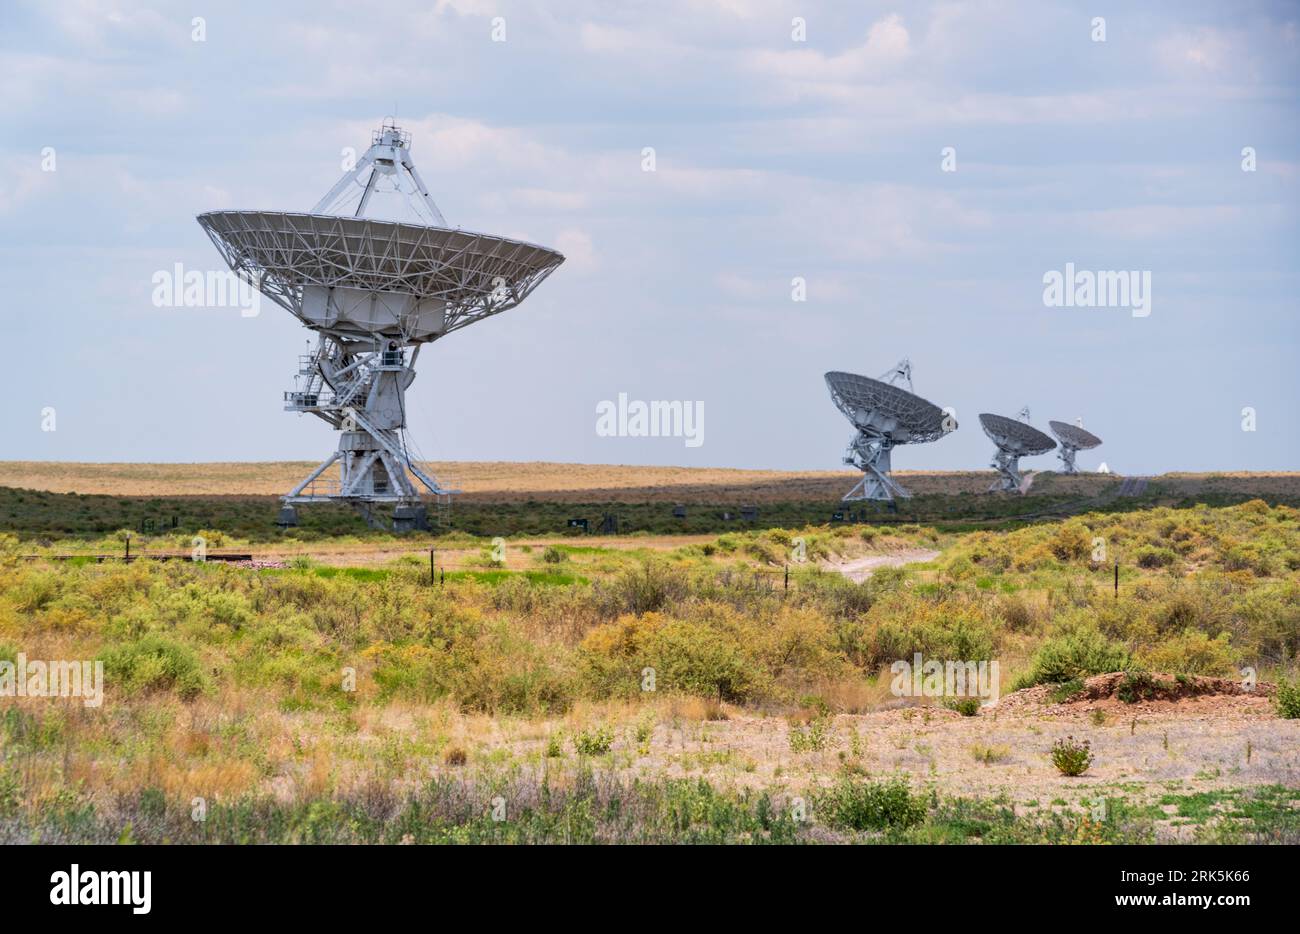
[{"x1": 1118, "y1": 476, "x2": 1149, "y2": 497}]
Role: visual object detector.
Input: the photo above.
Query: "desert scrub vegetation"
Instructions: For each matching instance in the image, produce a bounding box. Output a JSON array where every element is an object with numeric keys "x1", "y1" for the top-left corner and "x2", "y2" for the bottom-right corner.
[
  {"x1": 1, "y1": 501, "x2": 1297, "y2": 716},
  {"x1": 12, "y1": 764, "x2": 1287, "y2": 844},
  {"x1": 816, "y1": 776, "x2": 929, "y2": 831},
  {"x1": 1051, "y1": 736, "x2": 1094, "y2": 777},
  {"x1": 1275, "y1": 678, "x2": 1300, "y2": 719},
  {"x1": 0, "y1": 501, "x2": 1296, "y2": 822}
]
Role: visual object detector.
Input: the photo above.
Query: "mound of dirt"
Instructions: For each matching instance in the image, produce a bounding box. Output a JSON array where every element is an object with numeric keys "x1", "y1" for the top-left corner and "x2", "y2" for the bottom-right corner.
[
  {"x1": 996, "y1": 671, "x2": 1278, "y2": 718},
  {"x1": 1074, "y1": 671, "x2": 1275, "y2": 702}
]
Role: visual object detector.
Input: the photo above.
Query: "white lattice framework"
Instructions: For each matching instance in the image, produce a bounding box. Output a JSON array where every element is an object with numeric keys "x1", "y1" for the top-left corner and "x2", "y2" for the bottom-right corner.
[
  {"x1": 825, "y1": 360, "x2": 954, "y2": 503},
  {"x1": 1048, "y1": 419, "x2": 1103, "y2": 475},
  {"x1": 197, "y1": 212, "x2": 563, "y2": 341},
  {"x1": 196, "y1": 122, "x2": 564, "y2": 521},
  {"x1": 979, "y1": 409, "x2": 1056, "y2": 493}
]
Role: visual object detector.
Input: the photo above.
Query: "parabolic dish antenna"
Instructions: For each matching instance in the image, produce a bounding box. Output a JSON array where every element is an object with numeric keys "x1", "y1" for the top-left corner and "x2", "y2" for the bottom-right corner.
[
  {"x1": 197, "y1": 121, "x2": 564, "y2": 530},
  {"x1": 1048, "y1": 420, "x2": 1103, "y2": 475},
  {"x1": 979, "y1": 407, "x2": 1056, "y2": 494},
  {"x1": 825, "y1": 359, "x2": 955, "y2": 502}
]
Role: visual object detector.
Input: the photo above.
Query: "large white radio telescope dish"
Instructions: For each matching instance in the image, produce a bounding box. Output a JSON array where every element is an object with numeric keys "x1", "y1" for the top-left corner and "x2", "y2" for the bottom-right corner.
[
  {"x1": 824, "y1": 359, "x2": 955, "y2": 503},
  {"x1": 197, "y1": 121, "x2": 564, "y2": 529},
  {"x1": 979, "y1": 408, "x2": 1056, "y2": 494},
  {"x1": 1048, "y1": 419, "x2": 1103, "y2": 475}
]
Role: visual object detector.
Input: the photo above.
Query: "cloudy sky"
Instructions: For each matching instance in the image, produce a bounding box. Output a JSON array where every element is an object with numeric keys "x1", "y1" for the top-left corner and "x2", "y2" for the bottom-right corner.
[{"x1": 2, "y1": 0, "x2": 1297, "y2": 474}]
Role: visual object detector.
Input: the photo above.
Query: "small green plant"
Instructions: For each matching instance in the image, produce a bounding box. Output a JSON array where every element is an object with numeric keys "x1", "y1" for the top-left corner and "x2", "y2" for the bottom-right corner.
[
  {"x1": 544, "y1": 733, "x2": 564, "y2": 758},
  {"x1": 540, "y1": 545, "x2": 568, "y2": 564},
  {"x1": 1274, "y1": 678, "x2": 1300, "y2": 719},
  {"x1": 1089, "y1": 709, "x2": 1107, "y2": 726},
  {"x1": 969, "y1": 743, "x2": 1010, "y2": 764},
  {"x1": 943, "y1": 697, "x2": 981, "y2": 717},
  {"x1": 1048, "y1": 679, "x2": 1084, "y2": 704},
  {"x1": 573, "y1": 725, "x2": 614, "y2": 756},
  {"x1": 0, "y1": 769, "x2": 20, "y2": 817},
  {"x1": 788, "y1": 714, "x2": 832, "y2": 753},
  {"x1": 1116, "y1": 670, "x2": 1159, "y2": 704},
  {"x1": 1051, "y1": 736, "x2": 1093, "y2": 776},
  {"x1": 816, "y1": 777, "x2": 928, "y2": 831},
  {"x1": 443, "y1": 746, "x2": 467, "y2": 767}
]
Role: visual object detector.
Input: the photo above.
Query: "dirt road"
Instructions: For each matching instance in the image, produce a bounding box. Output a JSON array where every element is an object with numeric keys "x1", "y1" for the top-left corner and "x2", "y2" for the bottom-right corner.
[{"x1": 823, "y1": 549, "x2": 941, "y2": 582}]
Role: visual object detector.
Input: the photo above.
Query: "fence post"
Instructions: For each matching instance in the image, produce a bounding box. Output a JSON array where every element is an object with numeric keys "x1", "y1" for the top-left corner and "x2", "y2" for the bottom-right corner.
[
  {"x1": 784, "y1": 563, "x2": 789, "y2": 592},
  {"x1": 430, "y1": 547, "x2": 436, "y2": 585},
  {"x1": 124, "y1": 533, "x2": 130, "y2": 563},
  {"x1": 1114, "y1": 561, "x2": 1119, "y2": 598}
]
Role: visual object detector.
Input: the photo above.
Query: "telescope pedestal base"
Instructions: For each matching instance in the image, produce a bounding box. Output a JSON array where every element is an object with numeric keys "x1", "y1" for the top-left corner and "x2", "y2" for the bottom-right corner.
[
  {"x1": 393, "y1": 505, "x2": 430, "y2": 532},
  {"x1": 841, "y1": 469, "x2": 913, "y2": 503},
  {"x1": 989, "y1": 453, "x2": 1024, "y2": 493},
  {"x1": 841, "y1": 435, "x2": 912, "y2": 503}
]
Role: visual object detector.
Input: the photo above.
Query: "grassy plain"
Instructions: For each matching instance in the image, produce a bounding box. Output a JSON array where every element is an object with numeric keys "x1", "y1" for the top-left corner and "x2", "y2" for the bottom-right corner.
[
  {"x1": 3, "y1": 462, "x2": 1298, "y2": 542},
  {"x1": 1, "y1": 467, "x2": 1298, "y2": 843}
]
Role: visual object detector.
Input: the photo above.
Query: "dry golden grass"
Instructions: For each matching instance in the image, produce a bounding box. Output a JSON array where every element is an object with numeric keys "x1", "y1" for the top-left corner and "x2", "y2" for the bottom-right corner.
[
  {"x1": 5, "y1": 461, "x2": 1292, "y2": 504},
  {"x1": 0, "y1": 460, "x2": 856, "y2": 501}
]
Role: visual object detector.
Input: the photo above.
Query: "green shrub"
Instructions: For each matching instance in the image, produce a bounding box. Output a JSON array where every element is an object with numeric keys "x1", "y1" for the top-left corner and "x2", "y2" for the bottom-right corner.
[
  {"x1": 540, "y1": 546, "x2": 568, "y2": 564},
  {"x1": 601, "y1": 561, "x2": 689, "y2": 616},
  {"x1": 1274, "y1": 679, "x2": 1300, "y2": 719},
  {"x1": 943, "y1": 697, "x2": 981, "y2": 717},
  {"x1": 816, "y1": 777, "x2": 928, "y2": 831},
  {"x1": 1050, "y1": 523, "x2": 1092, "y2": 562},
  {"x1": 98, "y1": 636, "x2": 206, "y2": 700},
  {"x1": 998, "y1": 594, "x2": 1038, "y2": 632},
  {"x1": 788, "y1": 714, "x2": 832, "y2": 752},
  {"x1": 1139, "y1": 630, "x2": 1235, "y2": 676},
  {"x1": 0, "y1": 769, "x2": 19, "y2": 817},
  {"x1": 1115, "y1": 669, "x2": 1159, "y2": 704},
  {"x1": 1051, "y1": 736, "x2": 1093, "y2": 776},
  {"x1": 1048, "y1": 679, "x2": 1084, "y2": 704},
  {"x1": 573, "y1": 725, "x2": 614, "y2": 756},
  {"x1": 1013, "y1": 627, "x2": 1131, "y2": 690},
  {"x1": 646, "y1": 621, "x2": 758, "y2": 703},
  {"x1": 1135, "y1": 546, "x2": 1178, "y2": 569}
]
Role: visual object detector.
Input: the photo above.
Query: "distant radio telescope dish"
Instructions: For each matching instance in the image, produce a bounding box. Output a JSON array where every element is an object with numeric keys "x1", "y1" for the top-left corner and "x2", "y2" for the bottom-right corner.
[
  {"x1": 979, "y1": 407, "x2": 1056, "y2": 494},
  {"x1": 1049, "y1": 420, "x2": 1103, "y2": 475},
  {"x1": 197, "y1": 121, "x2": 564, "y2": 530},
  {"x1": 825, "y1": 359, "x2": 955, "y2": 502}
]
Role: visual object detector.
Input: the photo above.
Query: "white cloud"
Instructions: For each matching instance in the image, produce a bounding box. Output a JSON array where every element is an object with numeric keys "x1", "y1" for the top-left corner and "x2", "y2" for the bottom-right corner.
[
  {"x1": 1156, "y1": 27, "x2": 1235, "y2": 73},
  {"x1": 747, "y1": 13, "x2": 911, "y2": 90},
  {"x1": 0, "y1": 157, "x2": 56, "y2": 215},
  {"x1": 554, "y1": 228, "x2": 597, "y2": 273}
]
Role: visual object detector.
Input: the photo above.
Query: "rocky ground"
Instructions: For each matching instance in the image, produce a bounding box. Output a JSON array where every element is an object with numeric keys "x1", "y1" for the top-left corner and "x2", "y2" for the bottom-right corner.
[{"x1": 416, "y1": 674, "x2": 1298, "y2": 835}]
